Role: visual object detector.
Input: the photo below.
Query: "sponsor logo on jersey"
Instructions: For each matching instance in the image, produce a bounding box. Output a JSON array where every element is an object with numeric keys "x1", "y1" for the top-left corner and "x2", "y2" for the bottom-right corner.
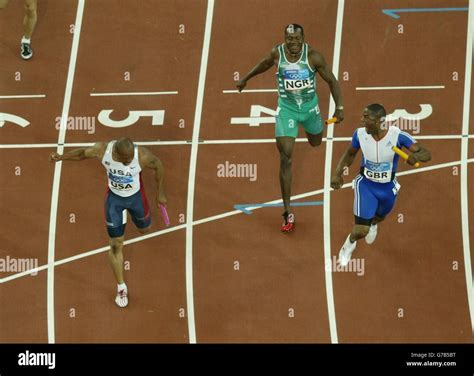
[
  {"x1": 108, "y1": 171, "x2": 133, "y2": 184},
  {"x1": 365, "y1": 161, "x2": 391, "y2": 172}
]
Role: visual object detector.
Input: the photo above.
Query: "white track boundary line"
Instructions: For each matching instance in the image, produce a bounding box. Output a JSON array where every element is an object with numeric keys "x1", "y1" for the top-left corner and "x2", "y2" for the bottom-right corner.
[
  {"x1": 0, "y1": 94, "x2": 46, "y2": 99},
  {"x1": 355, "y1": 85, "x2": 445, "y2": 91},
  {"x1": 323, "y1": 0, "x2": 344, "y2": 344},
  {"x1": 222, "y1": 89, "x2": 277, "y2": 93},
  {"x1": 185, "y1": 0, "x2": 214, "y2": 344},
  {"x1": 46, "y1": 0, "x2": 84, "y2": 344},
  {"x1": 460, "y1": 0, "x2": 474, "y2": 334},
  {"x1": 3, "y1": 158, "x2": 469, "y2": 285},
  {"x1": 2, "y1": 158, "x2": 472, "y2": 285},
  {"x1": 90, "y1": 91, "x2": 178, "y2": 97},
  {"x1": 1, "y1": 134, "x2": 467, "y2": 149}
]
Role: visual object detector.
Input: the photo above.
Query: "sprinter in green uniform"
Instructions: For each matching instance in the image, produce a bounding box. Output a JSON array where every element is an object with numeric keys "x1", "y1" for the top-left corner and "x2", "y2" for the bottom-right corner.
[{"x1": 237, "y1": 24, "x2": 344, "y2": 232}]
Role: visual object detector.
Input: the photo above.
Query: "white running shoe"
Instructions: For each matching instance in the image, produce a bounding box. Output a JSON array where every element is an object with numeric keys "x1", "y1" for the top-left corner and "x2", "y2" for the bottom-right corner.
[
  {"x1": 365, "y1": 224, "x2": 378, "y2": 245},
  {"x1": 21, "y1": 42, "x2": 33, "y2": 60},
  {"x1": 338, "y1": 235, "x2": 357, "y2": 267},
  {"x1": 115, "y1": 289, "x2": 128, "y2": 308}
]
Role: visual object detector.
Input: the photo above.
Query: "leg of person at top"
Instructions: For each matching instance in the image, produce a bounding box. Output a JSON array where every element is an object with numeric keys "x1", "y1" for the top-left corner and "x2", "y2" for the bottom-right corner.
[
  {"x1": 365, "y1": 179, "x2": 399, "y2": 245},
  {"x1": 339, "y1": 178, "x2": 399, "y2": 265},
  {"x1": 105, "y1": 191, "x2": 129, "y2": 307},
  {"x1": 365, "y1": 215, "x2": 384, "y2": 245},
  {"x1": 305, "y1": 131, "x2": 323, "y2": 147},
  {"x1": 301, "y1": 104, "x2": 324, "y2": 147},
  {"x1": 338, "y1": 176, "x2": 377, "y2": 266},
  {"x1": 128, "y1": 189, "x2": 152, "y2": 235},
  {"x1": 276, "y1": 136, "x2": 296, "y2": 232},
  {"x1": 108, "y1": 235, "x2": 128, "y2": 307},
  {"x1": 275, "y1": 104, "x2": 299, "y2": 233},
  {"x1": 20, "y1": 0, "x2": 37, "y2": 60}
]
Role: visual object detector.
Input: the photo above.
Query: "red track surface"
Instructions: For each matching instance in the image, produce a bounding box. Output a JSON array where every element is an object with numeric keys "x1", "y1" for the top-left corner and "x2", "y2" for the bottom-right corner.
[{"x1": 0, "y1": 0, "x2": 472, "y2": 344}]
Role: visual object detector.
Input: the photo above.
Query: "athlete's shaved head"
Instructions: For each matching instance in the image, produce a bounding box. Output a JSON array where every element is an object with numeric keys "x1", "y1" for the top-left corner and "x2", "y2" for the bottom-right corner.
[
  {"x1": 366, "y1": 103, "x2": 386, "y2": 120},
  {"x1": 114, "y1": 137, "x2": 134, "y2": 165},
  {"x1": 285, "y1": 23, "x2": 304, "y2": 36},
  {"x1": 116, "y1": 137, "x2": 134, "y2": 156}
]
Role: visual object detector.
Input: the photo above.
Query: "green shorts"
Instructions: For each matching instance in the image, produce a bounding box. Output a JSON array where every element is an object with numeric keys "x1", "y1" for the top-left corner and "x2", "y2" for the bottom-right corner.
[{"x1": 275, "y1": 99, "x2": 323, "y2": 138}]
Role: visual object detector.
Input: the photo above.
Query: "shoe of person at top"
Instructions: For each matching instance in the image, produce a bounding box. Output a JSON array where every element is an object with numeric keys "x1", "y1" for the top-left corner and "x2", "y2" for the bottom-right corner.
[
  {"x1": 115, "y1": 288, "x2": 128, "y2": 308},
  {"x1": 365, "y1": 224, "x2": 378, "y2": 245},
  {"x1": 281, "y1": 211, "x2": 295, "y2": 233},
  {"x1": 21, "y1": 41, "x2": 33, "y2": 60},
  {"x1": 338, "y1": 235, "x2": 357, "y2": 267}
]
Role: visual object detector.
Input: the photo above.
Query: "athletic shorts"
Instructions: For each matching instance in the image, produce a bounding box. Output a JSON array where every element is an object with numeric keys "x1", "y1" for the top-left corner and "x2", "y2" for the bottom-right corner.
[
  {"x1": 104, "y1": 188, "x2": 151, "y2": 238},
  {"x1": 352, "y1": 175, "x2": 401, "y2": 225},
  {"x1": 275, "y1": 98, "x2": 323, "y2": 138}
]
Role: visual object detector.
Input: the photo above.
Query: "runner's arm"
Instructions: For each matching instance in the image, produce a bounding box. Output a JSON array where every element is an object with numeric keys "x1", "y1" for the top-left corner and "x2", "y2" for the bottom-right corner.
[
  {"x1": 49, "y1": 142, "x2": 106, "y2": 162},
  {"x1": 331, "y1": 146, "x2": 359, "y2": 189},
  {"x1": 236, "y1": 46, "x2": 278, "y2": 91},
  {"x1": 334, "y1": 146, "x2": 359, "y2": 176},
  {"x1": 310, "y1": 50, "x2": 344, "y2": 122},
  {"x1": 139, "y1": 147, "x2": 166, "y2": 204},
  {"x1": 406, "y1": 143, "x2": 431, "y2": 165}
]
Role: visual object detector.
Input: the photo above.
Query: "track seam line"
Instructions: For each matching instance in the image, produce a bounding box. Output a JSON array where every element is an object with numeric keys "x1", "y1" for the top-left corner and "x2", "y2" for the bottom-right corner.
[
  {"x1": 460, "y1": 0, "x2": 474, "y2": 334},
  {"x1": 2, "y1": 158, "x2": 472, "y2": 285},
  {"x1": 322, "y1": 0, "x2": 344, "y2": 344},
  {"x1": 46, "y1": 0, "x2": 85, "y2": 344},
  {"x1": 355, "y1": 85, "x2": 445, "y2": 90},
  {"x1": 1, "y1": 134, "x2": 468, "y2": 149},
  {"x1": 89, "y1": 91, "x2": 178, "y2": 96},
  {"x1": 0, "y1": 94, "x2": 46, "y2": 99},
  {"x1": 185, "y1": 0, "x2": 214, "y2": 344}
]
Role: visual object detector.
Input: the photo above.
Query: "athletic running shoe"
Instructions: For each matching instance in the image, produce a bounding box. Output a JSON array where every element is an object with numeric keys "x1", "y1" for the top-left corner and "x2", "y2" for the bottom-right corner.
[
  {"x1": 281, "y1": 211, "x2": 295, "y2": 233},
  {"x1": 338, "y1": 235, "x2": 357, "y2": 267},
  {"x1": 21, "y1": 43, "x2": 33, "y2": 60},
  {"x1": 115, "y1": 289, "x2": 128, "y2": 308},
  {"x1": 365, "y1": 224, "x2": 378, "y2": 244}
]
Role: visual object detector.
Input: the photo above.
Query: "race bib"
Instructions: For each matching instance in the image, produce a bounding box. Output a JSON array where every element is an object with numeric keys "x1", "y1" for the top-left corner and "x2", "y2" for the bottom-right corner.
[
  {"x1": 363, "y1": 161, "x2": 393, "y2": 183},
  {"x1": 283, "y1": 69, "x2": 312, "y2": 91}
]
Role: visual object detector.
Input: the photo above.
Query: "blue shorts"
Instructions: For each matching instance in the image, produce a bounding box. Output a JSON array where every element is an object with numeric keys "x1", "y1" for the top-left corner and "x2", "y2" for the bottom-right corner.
[
  {"x1": 352, "y1": 175, "x2": 400, "y2": 225},
  {"x1": 104, "y1": 188, "x2": 151, "y2": 238}
]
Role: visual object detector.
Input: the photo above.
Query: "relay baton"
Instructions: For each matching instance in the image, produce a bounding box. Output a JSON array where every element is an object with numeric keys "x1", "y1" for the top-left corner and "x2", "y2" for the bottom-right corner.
[
  {"x1": 392, "y1": 146, "x2": 420, "y2": 167},
  {"x1": 325, "y1": 117, "x2": 337, "y2": 125},
  {"x1": 160, "y1": 204, "x2": 170, "y2": 226}
]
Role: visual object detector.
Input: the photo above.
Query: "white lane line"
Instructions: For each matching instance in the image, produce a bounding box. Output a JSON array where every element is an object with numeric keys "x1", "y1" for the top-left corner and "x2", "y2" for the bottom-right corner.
[
  {"x1": 2, "y1": 158, "x2": 472, "y2": 285},
  {"x1": 322, "y1": 0, "x2": 345, "y2": 345},
  {"x1": 0, "y1": 224, "x2": 187, "y2": 284},
  {"x1": 460, "y1": 0, "x2": 474, "y2": 334},
  {"x1": 46, "y1": 0, "x2": 85, "y2": 344},
  {"x1": 355, "y1": 85, "x2": 445, "y2": 90},
  {"x1": 0, "y1": 144, "x2": 59, "y2": 148},
  {"x1": 65, "y1": 141, "x2": 189, "y2": 147},
  {"x1": 90, "y1": 91, "x2": 178, "y2": 96},
  {"x1": 0, "y1": 134, "x2": 468, "y2": 149},
  {"x1": 0, "y1": 94, "x2": 46, "y2": 99},
  {"x1": 222, "y1": 89, "x2": 277, "y2": 93},
  {"x1": 185, "y1": 0, "x2": 214, "y2": 344}
]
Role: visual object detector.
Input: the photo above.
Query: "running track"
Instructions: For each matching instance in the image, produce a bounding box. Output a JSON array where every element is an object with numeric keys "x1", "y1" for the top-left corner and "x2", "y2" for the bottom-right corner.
[{"x1": 0, "y1": 0, "x2": 473, "y2": 343}]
